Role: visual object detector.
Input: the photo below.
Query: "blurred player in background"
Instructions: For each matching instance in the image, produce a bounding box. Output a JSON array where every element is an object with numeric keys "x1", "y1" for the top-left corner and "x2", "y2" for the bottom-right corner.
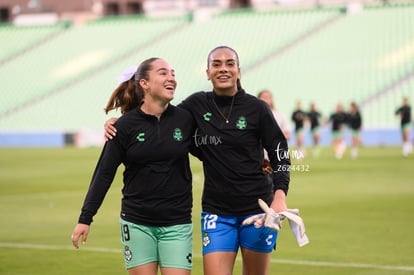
[
  {"x1": 329, "y1": 103, "x2": 347, "y2": 159},
  {"x1": 395, "y1": 97, "x2": 412, "y2": 157},
  {"x1": 257, "y1": 89, "x2": 291, "y2": 185},
  {"x1": 347, "y1": 102, "x2": 362, "y2": 159},
  {"x1": 291, "y1": 101, "x2": 306, "y2": 154},
  {"x1": 306, "y1": 102, "x2": 322, "y2": 157},
  {"x1": 72, "y1": 58, "x2": 197, "y2": 275},
  {"x1": 257, "y1": 89, "x2": 291, "y2": 140}
]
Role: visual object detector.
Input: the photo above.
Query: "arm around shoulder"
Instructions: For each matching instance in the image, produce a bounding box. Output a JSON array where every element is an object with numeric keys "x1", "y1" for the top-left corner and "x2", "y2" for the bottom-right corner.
[{"x1": 104, "y1": 117, "x2": 119, "y2": 140}]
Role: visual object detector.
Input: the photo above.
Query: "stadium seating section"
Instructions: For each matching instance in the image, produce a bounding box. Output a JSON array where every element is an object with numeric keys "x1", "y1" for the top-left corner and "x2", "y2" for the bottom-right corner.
[{"x1": 0, "y1": 3, "x2": 413, "y2": 131}]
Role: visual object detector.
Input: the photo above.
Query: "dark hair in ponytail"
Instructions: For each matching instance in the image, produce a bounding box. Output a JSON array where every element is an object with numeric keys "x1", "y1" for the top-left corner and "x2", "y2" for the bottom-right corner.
[
  {"x1": 104, "y1": 58, "x2": 159, "y2": 114},
  {"x1": 104, "y1": 77, "x2": 138, "y2": 114},
  {"x1": 207, "y1": 45, "x2": 242, "y2": 90}
]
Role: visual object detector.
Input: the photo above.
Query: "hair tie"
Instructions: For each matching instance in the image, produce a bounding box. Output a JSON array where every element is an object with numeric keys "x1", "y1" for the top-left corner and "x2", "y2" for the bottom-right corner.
[{"x1": 116, "y1": 65, "x2": 138, "y2": 84}]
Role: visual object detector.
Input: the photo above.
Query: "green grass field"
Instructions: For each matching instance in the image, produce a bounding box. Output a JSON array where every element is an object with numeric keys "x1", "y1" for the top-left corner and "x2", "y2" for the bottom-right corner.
[{"x1": 0, "y1": 146, "x2": 413, "y2": 274}]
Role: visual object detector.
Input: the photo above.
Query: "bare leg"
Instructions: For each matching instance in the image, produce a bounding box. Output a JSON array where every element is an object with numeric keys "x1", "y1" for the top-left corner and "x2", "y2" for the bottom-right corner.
[
  {"x1": 312, "y1": 132, "x2": 321, "y2": 158},
  {"x1": 402, "y1": 129, "x2": 412, "y2": 156},
  {"x1": 203, "y1": 252, "x2": 237, "y2": 275},
  {"x1": 128, "y1": 262, "x2": 158, "y2": 275},
  {"x1": 161, "y1": 267, "x2": 191, "y2": 275},
  {"x1": 241, "y1": 248, "x2": 271, "y2": 275},
  {"x1": 351, "y1": 135, "x2": 359, "y2": 159}
]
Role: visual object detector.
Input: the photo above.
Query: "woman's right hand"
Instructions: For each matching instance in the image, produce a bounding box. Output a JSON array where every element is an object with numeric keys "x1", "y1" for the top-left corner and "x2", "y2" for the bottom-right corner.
[
  {"x1": 104, "y1": 117, "x2": 118, "y2": 141},
  {"x1": 71, "y1": 223, "x2": 90, "y2": 249}
]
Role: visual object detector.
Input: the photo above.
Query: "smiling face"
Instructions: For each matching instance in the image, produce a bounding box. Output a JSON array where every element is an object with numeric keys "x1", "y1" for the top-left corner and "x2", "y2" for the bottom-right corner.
[
  {"x1": 139, "y1": 58, "x2": 177, "y2": 103},
  {"x1": 206, "y1": 47, "x2": 240, "y2": 96}
]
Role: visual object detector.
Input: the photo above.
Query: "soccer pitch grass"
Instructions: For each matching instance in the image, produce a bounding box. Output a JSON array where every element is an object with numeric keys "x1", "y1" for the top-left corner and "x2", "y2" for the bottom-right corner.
[{"x1": 0, "y1": 146, "x2": 413, "y2": 274}]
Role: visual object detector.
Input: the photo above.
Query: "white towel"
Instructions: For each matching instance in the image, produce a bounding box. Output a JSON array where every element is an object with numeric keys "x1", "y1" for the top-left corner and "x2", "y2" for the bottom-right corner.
[{"x1": 279, "y1": 209, "x2": 310, "y2": 247}]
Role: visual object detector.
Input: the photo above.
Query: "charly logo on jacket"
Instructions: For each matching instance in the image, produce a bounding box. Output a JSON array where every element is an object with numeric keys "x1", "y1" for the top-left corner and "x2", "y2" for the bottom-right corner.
[
  {"x1": 236, "y1": 116, "x2": 247, "y2": 130},
  {"x1": 136, "y1": 132, "x2": 145, "y2": 142},
  {"x1": 173, "y1": 128, "x2": 183, "y2": 141},
  {"x1": 203, "y1": 112, "x2": 212, "y2": 121}
]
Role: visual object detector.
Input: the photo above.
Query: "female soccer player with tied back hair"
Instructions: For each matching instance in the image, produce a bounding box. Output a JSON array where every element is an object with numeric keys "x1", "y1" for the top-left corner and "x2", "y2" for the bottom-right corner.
[{"x1": 72, "y1": 58, "x2": 197, "y2": 275}]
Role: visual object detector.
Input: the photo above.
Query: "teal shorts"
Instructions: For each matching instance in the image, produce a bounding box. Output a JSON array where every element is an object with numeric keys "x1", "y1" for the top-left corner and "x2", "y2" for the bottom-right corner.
[
  {"x1": 311, "y1": 126, "x2": 320, "y2": 135},
  {"x1": 120, "y1": 219, "x2": 193, "y2": 270},
  {"x1": 332, "y1": 130, "x2": 344, "y2": 139},
  {"x1": 295, "y1": 128, "x2": 304, "y2": 135},
  {"x1": 351, "y1": 129, "x2": 360, "y2": 138},
  {"x1": 402, "y1": 123, "x2": 411, "y2": 132}
]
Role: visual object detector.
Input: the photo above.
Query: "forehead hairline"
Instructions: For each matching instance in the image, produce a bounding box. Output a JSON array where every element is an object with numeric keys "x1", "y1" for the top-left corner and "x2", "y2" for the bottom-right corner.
[
  {"x1": 210, "y1": 57, "x2": 236, "y2": 63},
  {"x1": 152, "y1": 59, "x2": 174, "y2": 71},
  {"x1": 155, "y1": 67, "x2": 174, "y2": 72}
]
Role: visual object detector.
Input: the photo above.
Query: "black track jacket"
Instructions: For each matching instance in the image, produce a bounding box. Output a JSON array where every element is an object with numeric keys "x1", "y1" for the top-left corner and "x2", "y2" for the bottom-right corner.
[
  {"x1": 78, "y1": 104, "x2": 195, "y2": 226},
  {"x1": 179, "y1": 89, "x2": 290, "y2": 216}
]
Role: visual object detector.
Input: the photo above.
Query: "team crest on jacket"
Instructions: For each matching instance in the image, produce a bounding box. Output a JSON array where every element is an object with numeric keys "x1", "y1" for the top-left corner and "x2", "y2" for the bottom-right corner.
[
  {"x1": 173, "y1": 128, "x2": 183, "y2": 141},
  {"x1": 236, "y1": 116, "x2": 247, "y2": 130},
  {"x1": 124, "y1": 245, "x2": 133, "y2": 261}
]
